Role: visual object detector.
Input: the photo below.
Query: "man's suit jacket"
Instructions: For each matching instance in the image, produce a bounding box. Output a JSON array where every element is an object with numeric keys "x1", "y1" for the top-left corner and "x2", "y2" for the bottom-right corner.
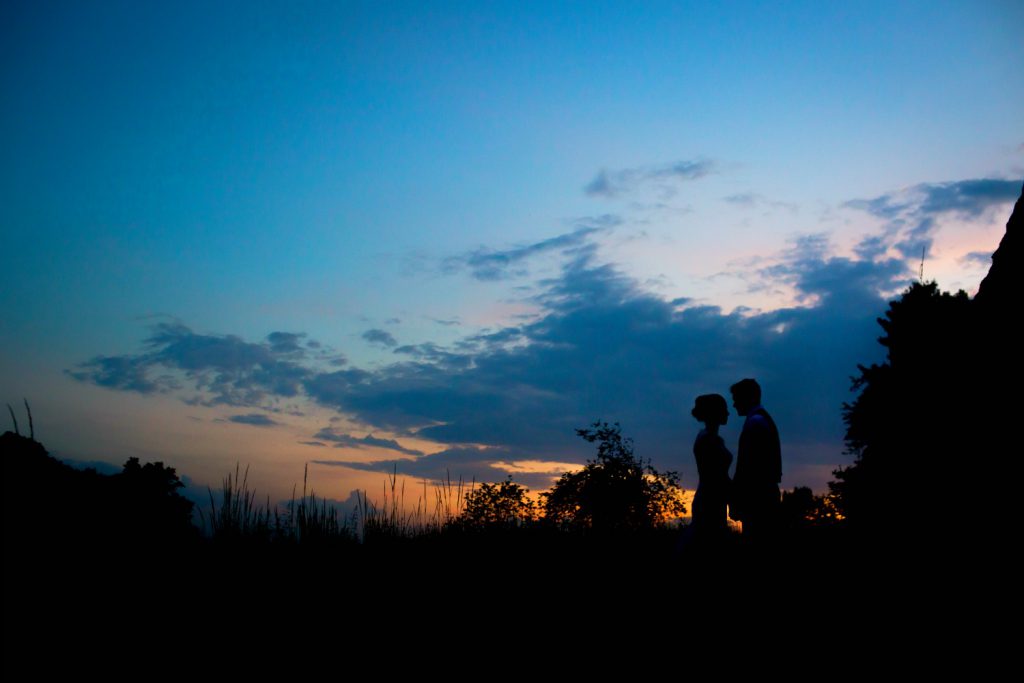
[{"x1": 732, "y1": 406, "x2": 781, "y2": 520}]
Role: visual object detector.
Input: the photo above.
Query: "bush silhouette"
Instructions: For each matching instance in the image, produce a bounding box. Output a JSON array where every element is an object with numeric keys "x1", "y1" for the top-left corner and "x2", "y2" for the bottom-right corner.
[
  {"x1": 458, "y1": 476, "x2": 537, "y2": 529},
  {"x1": 541, "y1": 421, "x2": 686, "y2": 532},
  {"x1": 779, "y1": 486, "x2": 840, "y2": 529}
]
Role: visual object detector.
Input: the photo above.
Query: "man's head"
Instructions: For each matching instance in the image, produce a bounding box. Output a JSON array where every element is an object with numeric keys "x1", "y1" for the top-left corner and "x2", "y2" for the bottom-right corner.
[{"x1": 730, "y1": 378, "x2": 761, "y2": 417}]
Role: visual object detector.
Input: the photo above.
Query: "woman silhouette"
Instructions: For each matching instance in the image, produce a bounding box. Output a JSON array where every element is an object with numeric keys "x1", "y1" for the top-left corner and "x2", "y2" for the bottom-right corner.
[{"x1": 691, "y1": 394, "x2": 733, "y2": 537}]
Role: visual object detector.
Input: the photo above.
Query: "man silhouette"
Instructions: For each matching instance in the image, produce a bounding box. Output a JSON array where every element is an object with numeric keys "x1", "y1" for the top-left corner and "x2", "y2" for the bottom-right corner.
[{"x1": 729, "y1": 378, "x2": 781, "y2": 539}]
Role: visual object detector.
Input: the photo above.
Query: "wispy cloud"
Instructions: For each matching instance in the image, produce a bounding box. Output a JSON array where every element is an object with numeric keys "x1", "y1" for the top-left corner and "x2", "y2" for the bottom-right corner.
[
  {"x1": 314, "y1": 446, "x2": 562, "y2": 489},
  {"x1": 845, "y1": 178, "x2": 1020, "y2": 259},
  {"x1": 393, "y1": 342, "x2": 472, "y2": 368},
  {"x1": 756, "y1": 234, "x2": 910, "y2": 308},
  {"x1": 427, "y1": 316, "x2": 461, "y2": 327},
  {"x1": 442, "y1": 217, "x2": 617, "y2": 281},
  {"x1": 313, "y1": 427, "x2": 424, "y2": 456},
  {"x1": 227, "y1": 413, "x2": 279, "y2": 427},
  {"x1": 723, "y1": 192, "x2": 797, "y2": 212},
  {"x1": 584, "y1": 159, "x2": 715, "y2": 198},
  {"x1": 960, "y1": 250, "x2": 993, "y2": 268}
]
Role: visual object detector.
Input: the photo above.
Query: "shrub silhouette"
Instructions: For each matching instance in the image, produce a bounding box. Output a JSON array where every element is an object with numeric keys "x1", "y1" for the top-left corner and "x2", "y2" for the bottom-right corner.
[
  {"x1": 541, "y1": 421, "x2": 686, "y2": 531},
  {"x1": 779, "y1": 486, "x2": 840, "y2": 529}
]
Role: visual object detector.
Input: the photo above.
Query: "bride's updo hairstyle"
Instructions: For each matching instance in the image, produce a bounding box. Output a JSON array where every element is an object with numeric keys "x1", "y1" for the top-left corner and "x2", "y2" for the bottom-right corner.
[{"x1": 692, "y1": 394, "x2": 729, "y2": 425}]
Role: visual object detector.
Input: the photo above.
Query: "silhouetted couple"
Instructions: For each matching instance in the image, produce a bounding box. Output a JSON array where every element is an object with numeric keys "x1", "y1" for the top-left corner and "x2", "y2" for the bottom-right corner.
[{"x1": 690, "y1": 378, "x2": 781, "y2": 541}]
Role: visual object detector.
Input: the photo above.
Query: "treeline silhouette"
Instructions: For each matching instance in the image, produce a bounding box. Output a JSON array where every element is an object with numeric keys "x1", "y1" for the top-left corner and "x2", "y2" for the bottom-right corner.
[{"x1": 3, "y1": 429, "x2": 196, "y2": 552}]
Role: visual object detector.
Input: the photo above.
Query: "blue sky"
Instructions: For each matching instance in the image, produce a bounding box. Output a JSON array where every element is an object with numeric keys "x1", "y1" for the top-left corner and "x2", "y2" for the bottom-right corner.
[{"x1": 2, "y1": 1, "x2": 1022, "y2": 506}]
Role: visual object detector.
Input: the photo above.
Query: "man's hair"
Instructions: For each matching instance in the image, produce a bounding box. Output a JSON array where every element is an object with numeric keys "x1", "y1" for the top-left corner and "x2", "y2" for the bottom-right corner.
[{"x1": 730, "y1": 378, "x2": 761, "y2": 405}]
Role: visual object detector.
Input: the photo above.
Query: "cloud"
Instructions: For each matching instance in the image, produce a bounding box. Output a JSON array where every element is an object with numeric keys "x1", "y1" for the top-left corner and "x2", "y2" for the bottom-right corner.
[
  {"x1": 845, "y1": 178, "x2": 1020, "y2": 259},
  {"x1": 66, "y1": 355, "x2": 169, "y2": 394},
  {"x1": 758, "y1": 234, "x2": 910, "y2": 308},
  {"x1": 852, "y1": 233, "x2": 892, "y2": 261},
  {"x1": 393, "y1": 342, "x2": 473, "y2": 369},
  {"x1": 722, "y1": 193, "x2": 797, "y2": 212},
  {"x1": 442, "y1": 221, "x2": 614, "y2": 281},
  {"x1": 722, "y1": 193, "x2": 759, "y2": 208},
  {"x1": 267, "y1": 332, "x2": 306, "y2": 355},
  {"x1": 227, "y1": 413, "x2": 279, "y2": 427},
  {"x1": 313, "y1": 427, "x2": 424, "y2": 456},
  {"x1": 68, "y1": 322, "x2": 317, "y2": 407},
  {"x1": 456, "y1": 327, "x2": 524, "y2": 352},
  {"x1": 916, "y1": 179, "x2": 1021, "y2": 216},
  {"x1": 584, "y1": 159, "x2": 715, "y2": 198},
  {"x1": 362, "y1": 329, "x2": 398, "y2": 348},
  {"x1": 314, "y1": 447, "x2": 562, "y2": 489},
  {"x1": 960, "y1": 251, "x2": 992, "y2": 268}
]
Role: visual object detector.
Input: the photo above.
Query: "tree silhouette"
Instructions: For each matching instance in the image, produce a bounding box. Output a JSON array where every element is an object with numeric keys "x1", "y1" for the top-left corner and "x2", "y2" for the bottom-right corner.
[
  {"x1": 541, "y1": 422, "x2": 686, "y2": 532},
  {"x1": 116, "y1": 457, "x2": 196, "y2": 540},
  {"x1": 459, "y1": 476, "x2": 537, "y2": 528},
  {"x1": 830, "y1": 281, "x2": 974, "y2": 533}
]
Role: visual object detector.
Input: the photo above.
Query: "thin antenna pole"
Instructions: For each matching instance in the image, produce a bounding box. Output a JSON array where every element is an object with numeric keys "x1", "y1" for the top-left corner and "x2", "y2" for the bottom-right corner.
[{"x1": 919, "y1": 246, "x2": 926, "y2": 282}]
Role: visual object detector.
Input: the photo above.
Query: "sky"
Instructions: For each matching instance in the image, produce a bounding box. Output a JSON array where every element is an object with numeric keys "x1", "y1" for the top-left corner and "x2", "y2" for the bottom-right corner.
[{"x1": 2, "y1": 1, "x2": 1022, "y2": 512}]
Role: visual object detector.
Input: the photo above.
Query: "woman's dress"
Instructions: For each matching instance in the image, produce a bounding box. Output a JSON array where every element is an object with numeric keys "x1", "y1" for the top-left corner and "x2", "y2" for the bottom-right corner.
[{"x1": 692, "y1": 430, "x2": 733, "y2": 534}]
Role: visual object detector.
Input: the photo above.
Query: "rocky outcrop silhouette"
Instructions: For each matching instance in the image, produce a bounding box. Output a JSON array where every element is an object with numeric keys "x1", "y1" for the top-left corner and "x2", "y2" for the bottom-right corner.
[{"x1": 974, "y1": 181, "x2": 1022, "y2": 308}]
